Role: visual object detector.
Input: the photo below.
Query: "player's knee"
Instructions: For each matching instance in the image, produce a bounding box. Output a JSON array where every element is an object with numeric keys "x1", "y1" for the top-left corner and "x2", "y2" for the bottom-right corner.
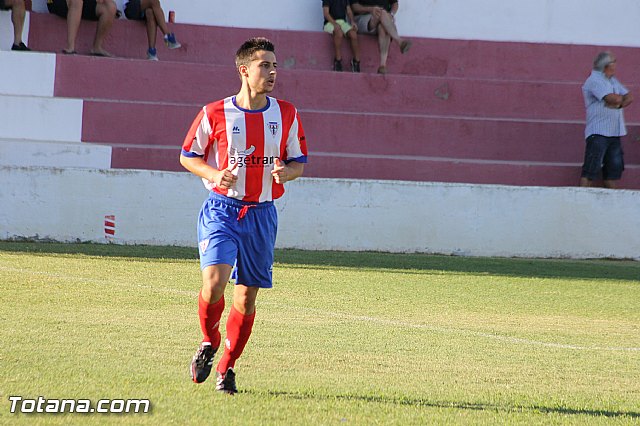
[{"x1": 202, "y1": 279, "x2": 225, "y2": 300}]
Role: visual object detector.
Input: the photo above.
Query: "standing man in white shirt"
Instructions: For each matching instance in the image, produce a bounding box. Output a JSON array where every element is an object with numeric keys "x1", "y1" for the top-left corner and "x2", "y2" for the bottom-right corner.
[{"x1": 580, "y1": 51, "x2": 633, "y2": 188}]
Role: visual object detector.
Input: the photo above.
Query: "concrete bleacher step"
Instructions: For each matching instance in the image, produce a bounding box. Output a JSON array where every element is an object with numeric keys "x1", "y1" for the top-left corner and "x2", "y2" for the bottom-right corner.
[
  {"x1": 52, "y1": 54, "x2": 637, "y2": 122},
  {"x1": 304, "y1": 153, "x2": 640, "y2": 189},
  {"x1": 0, "y1": 93, "x2": 82, "y2": 142},
  {"x1": 27, "y1": 12, "x2": 640, "y2": 81},
  {"x1": 79, "y1": 99, "x2": 640, "y2": 163},
  {"x1": 79, "y1": 97, "x2": 640, "y2": 188},
  {"x1": 106, "y1": 143, "x2": 640, "y2": 189},
  {"x1": 0, "y1": 138, "x2": 111, "y2": 169},
  {"x1": 0, "y1": 51, "x2": 55, "y2": 97},
  {"x1": 20, "y1": 11, "x2": 640, "y2": 189}
]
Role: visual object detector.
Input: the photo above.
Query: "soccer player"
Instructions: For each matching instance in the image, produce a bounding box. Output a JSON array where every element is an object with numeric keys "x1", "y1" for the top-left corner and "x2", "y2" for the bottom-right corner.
[{"x1": 180, "y1": 37, "x2": 308, "y2": 394}]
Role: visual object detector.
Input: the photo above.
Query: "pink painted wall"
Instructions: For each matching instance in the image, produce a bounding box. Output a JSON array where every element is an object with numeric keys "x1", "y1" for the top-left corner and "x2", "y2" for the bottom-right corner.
[{"x1": 24, "y1": 12, "x2": 640, "y2": 189}]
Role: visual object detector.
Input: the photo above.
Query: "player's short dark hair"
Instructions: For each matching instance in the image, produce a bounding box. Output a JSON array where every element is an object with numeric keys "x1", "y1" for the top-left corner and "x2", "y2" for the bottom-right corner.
[{"x1": 235, "y1": 37, "x2": 275, "y2": 68}]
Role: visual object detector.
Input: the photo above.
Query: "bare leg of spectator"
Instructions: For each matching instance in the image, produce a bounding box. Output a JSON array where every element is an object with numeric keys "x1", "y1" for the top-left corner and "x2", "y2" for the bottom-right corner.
[
  {"x1": 378, "y1": 11, "x2": 411, "y2": 54},
  {"x1": 603, "y1": 180, "x2": 617, "y2": 189},
  {"x1": 64, "y1": 0, "x2": 83, "y2": 53},
  {"x1": 348, "y1": 28, "x2": 359, "y2": 63},
  {"x1": 376, "y1": 25, "x2": 390, "y2": 73},
  {"x1": 579, "y1": 177, "x2": 591, "y2": 187},
  {"x1": 144, "y1": 6, "x2": 158, "y2": 49},
  {"x1": 90, "y1": 0, "x2": 115, "y2": 56},
  {"x1": 141, "y1": 0, "x2": 169, "y2": 36},
  {"x1": 7, "y1": 0, "x2": 26, "y2": 46},
  {"x1": 332, "y1": 27, "x2": 344, "y2": 61}
]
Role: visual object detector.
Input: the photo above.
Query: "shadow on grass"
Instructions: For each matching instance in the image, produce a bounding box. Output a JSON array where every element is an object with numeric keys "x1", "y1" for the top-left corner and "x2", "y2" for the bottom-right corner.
[
  {"x1": 248, "y1": 389, "x2": 640, "y2": 420},
  {"x1": 0, "y1": 241, "x2": 638, "y2": 281},
  {"x1": 275, "y1": 249, "x2": 640, "y2": 282},
  {"x1": 0, "y1": 241, "x2": 199, "y2": 260}
]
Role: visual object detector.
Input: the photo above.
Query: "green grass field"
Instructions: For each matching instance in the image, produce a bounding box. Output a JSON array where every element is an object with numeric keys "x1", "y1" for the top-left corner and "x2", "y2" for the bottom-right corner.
[{"x1": 1, "y1": 242, "x2": 639, "y2": 425}]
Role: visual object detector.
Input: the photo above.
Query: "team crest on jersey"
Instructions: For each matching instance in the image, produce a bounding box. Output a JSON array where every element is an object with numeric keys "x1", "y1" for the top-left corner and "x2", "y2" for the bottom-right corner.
[{"x1": 268, "y1": 121, "x2": 279, "y2": 137}]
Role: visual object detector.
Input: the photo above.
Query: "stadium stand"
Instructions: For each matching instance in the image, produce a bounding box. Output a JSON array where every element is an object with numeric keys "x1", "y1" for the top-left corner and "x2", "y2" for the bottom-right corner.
[{"x1": 2, "y1": 11, "x2": 640, "y2": 188}]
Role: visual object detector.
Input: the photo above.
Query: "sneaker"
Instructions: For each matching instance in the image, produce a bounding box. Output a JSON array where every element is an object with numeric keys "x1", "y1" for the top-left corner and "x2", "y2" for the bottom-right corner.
[
  {"x1": 215, "y1": 367, "x2": 238, "y2": 394},
  {"x1": 190, "y1": 344, "x2": 216, "y2": 383},
  {"x1": 333, "y1": 59, "x2": 343, "y2": 72},
  {"x1": 164, "y1": 33, "x2": 181, "y2": 49},
  {"x1": 377, "y1": 65, "x2": 387, "y2": 74},
  {"x1": 147, "y1": 47, "x2": 158, "y2": 61},
  {"x1": 351, "y1": 59, "x2": 360, "y2": 73},
  {"x1": 11, "y1": 42, "x2": 30, "y2": 51}
]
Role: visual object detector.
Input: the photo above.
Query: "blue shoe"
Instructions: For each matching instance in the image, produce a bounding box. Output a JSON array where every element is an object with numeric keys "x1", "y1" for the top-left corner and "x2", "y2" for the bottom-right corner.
[
  {"x1": 164, "y1": 33, "x2": 181, "y2": 49},
  {"x1": 147, "y1": 47, "x2": 158, "y2": 61}
]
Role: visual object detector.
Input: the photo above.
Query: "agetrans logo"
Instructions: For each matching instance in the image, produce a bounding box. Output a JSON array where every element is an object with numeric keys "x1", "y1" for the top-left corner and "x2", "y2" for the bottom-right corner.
[{"x1": 229, "y1": 146, "x2": 275, "y2": 168}]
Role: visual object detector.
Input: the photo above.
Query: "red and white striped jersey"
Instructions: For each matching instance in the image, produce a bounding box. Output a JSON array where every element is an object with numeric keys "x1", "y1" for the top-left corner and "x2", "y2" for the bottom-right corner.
[{"x1": 182, "y1": 96, "x2": 308, "y2": 202}]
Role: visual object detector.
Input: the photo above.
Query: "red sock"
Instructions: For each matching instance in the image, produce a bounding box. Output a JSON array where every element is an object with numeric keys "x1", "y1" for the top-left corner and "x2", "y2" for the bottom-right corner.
[
  {"x1": 217, "y1": 305, "x2": 255, "y2": 374},
  {"x1": 198, "y1": 291, "x2": 225, "y2": 349}
]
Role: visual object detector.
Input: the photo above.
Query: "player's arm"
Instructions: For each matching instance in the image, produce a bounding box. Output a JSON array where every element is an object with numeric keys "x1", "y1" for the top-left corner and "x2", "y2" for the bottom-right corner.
[
  {"x1": 271, "y1": 159, "x2": 304, "y2": 184},
  {"x1": 180, "y1": 154, "x2": 238, "y2": 189}
]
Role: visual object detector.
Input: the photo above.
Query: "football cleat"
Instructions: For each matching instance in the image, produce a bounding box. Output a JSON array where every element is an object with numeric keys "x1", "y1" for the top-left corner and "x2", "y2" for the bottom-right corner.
[
  {"x1": 215, "y1": 367, "x2": 238, "y2": 395},
  {"x1": 190, "y1": 344, "x2": 216, "y2": 383}
]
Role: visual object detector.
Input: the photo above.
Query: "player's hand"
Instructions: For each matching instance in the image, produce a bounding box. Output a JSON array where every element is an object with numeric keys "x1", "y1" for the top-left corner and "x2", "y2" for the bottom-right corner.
[
  {"x1": 213, "y1": 162, "x2": 238, "y2": 189},
  {"x1": 271, "y1": 158, "x2": 288, "y2": 184}
]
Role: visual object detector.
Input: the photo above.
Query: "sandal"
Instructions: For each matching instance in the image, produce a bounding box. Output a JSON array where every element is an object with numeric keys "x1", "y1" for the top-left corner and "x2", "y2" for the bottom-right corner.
[{"x1": 89, "y1": 51, "x2": 113, "y2": 58}]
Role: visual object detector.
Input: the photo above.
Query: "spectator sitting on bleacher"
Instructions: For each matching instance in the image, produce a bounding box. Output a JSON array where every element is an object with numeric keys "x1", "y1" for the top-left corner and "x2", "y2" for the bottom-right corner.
[
  {"x1": 352, "y1": 0, "x2": 411, "y2": 74},
  {"x1": 0, "y1": 0, "x2": 30, "y2": 50},
  {"x1": 47, "y1": 0, "x2": 117, "y2": 56},
  {"x1": 124, "y1": 0, "x2": 180, "y2": 61},
  {"x1": 322, "y1": 0, "x2": 360, "y2": 72}
]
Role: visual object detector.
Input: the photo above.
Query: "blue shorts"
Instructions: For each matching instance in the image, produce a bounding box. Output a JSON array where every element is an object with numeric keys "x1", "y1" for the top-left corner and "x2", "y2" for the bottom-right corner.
[
  {"x1": 581, "y1": 134, "x2": 624, "y2": 180},
  {"x1": 197, "y1": 192, "x2": 277, "y2": 288}
]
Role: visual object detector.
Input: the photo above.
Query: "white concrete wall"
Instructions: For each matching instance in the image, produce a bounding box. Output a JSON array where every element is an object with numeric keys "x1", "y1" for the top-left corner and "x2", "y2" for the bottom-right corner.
[
  {"x1": 21, "y1": 0, "x2": 640, "y2": 47},
  {"x1": 1, "y1": 166, "x2": 638, "y2": 260},
  {"x1": 0, "y1": 94, "x2": 82, "y2": 141},
  {"x1": 0, "y1": 51, "x2": 111, "y2": 168},
  {"x1": 0, "y1": 50, "x2": 55, "y2": 97}
]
